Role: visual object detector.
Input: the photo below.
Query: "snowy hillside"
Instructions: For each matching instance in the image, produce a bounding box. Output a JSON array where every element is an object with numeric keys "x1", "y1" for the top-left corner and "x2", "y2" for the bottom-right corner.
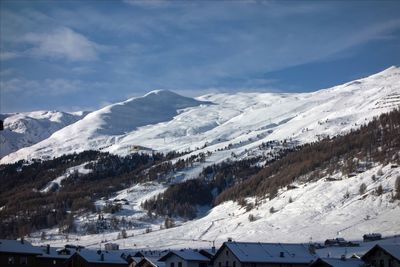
[
  {"x1": 2, "y1": 66, "x2": 400, "y2": 167},
  {"x1": 0, "y1": 111, "x2": 86, "y2": 158},
  {"x1": 29, "y1": 163, "x2": 400, "y2": 250}
]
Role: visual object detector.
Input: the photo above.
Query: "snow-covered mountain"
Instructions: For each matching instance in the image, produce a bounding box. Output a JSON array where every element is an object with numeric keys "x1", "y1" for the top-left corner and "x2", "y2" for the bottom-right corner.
[
  {"x1": 2, "y1": 66, "x2": 400, "y2": 166},
  {"x1": 0, "y1": 111, "x2": 87, "y2": 158},
  {"x1": 1, "y1": 66, "x2": 399, "y2": 249}
]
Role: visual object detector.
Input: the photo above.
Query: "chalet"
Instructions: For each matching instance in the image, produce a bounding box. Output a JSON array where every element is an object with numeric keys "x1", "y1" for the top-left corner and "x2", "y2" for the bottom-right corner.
[
  {"x1": 309, "y1": 258, "x2": 365, "y2": 267},
  {"x1": 159, "y1": 249, "x2": 210, "y2": 267},
  {"x1": 363, "y1": 234, "x2": 382, "y2": 242},
  {"x1": 136, "y1": 256, "x2": 166, "y2": 267},
  {"x1": 0, "y1": 239, "x2": 42, "y2": 267},
  {"x1": 36, "y1": 245, "x2": 75, "y2": 267},
  {"x1": 105, "y1": 243, "x2": 120, "y2": 251},
  {"x1": 361, "y1": 244, "x2": 400, "y2": 267},
  {"x1": 199, "y1": 247, "x2": 217, "y2": 261},
  {"x1": 324, "y1": 238, "x2": 348, "y2": 247},
  {"x1": 65, "y1": 249, "x2": 128, "y2": 267},
  {"x1": 212, "y1": 241, "x2": 316, "y2": 267},
  {"x1": 125, "y1": 251, "x2": 167, "y2": 267}
]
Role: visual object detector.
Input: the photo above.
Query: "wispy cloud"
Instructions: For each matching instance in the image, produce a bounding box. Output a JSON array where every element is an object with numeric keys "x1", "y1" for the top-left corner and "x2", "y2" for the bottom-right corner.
[{"x1": 21, "y1": 27, "x2": 100, "y2": 61}]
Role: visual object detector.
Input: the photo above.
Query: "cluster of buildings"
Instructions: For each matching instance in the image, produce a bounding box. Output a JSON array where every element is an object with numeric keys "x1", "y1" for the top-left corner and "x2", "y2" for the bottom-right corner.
[{"x1": 0, "y1": 238, "x2": 399, "y2": 267}]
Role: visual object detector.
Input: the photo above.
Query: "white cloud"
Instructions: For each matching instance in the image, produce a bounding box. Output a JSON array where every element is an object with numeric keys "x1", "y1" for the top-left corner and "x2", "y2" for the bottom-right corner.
[{"x1": 22, "y1": 27, "x2": 100, "y2": 61}]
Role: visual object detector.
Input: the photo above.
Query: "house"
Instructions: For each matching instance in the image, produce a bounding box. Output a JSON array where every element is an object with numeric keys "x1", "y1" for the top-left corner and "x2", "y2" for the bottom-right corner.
[
  {"x1": 363, "y1": 234, "x2": 382, "y2": 242},
  {"x1": 65, "y1": 249, "x2": 128, "y2": 267},
  {"x1": 130, "y1": 250, "x2": 168, "y2": 267},
  {"x1": 0, "y1": 239, "x2": 42, "y2": 267},
  {"x1": 36, "y1": 245, "x2": 75, "y2": 267},
  {"x1": 124, "y1": 250, "x2": 167, "y2": 267},
  {"x1": 106, "y1": 243, "x2": 120, "y2": 251},
  {"x1": 309, "y1": 258, "x2": 365, "y2": 267},
  {"x1": 361, "y1": 244, "x2": 400, "y2": 267},
  {"x1": 325, "y1": 239, "x2": 348, "y2": 247},
  {"x1": 136, "y1": 256, "x2": 166, "y2": 267},
  {"x1": 159, "y1": 249, "x2": 211, "y2": 267},
  {"x1": 212, "y1": 241, "x2": 316, "y2": 267},
  {"x1": 199, "y1": 247, "x2": 217, "y2": 260}
]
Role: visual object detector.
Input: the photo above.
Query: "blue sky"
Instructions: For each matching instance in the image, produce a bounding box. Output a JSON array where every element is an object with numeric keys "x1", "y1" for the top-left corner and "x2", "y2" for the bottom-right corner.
[{"x1": 1, "y1": 0, "x2": 400, "y2": 113}]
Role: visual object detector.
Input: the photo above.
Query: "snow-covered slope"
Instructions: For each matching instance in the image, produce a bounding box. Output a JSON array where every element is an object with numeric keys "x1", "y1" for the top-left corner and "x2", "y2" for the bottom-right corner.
[
  {"x1": 0, "y1": 111, "x2": 86, "y2": 158},
  {"x1": 2, "y1": 67, "x2": 400, "y2": 165},
  {"x1": 29, "y1": 163, "x2": 400, "y2": 250}
]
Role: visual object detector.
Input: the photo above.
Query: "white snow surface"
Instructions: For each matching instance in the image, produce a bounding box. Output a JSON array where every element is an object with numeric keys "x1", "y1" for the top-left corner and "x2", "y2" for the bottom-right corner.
[
  {"x1": 0, "y1": 110, "x2": 86, "y2": 158},
  {"x1": 40, "y1": 162, "x2": 94, "y2": 193},
  {"x1": 2, "y1": 67, "x2": 400, "y2": 165}
]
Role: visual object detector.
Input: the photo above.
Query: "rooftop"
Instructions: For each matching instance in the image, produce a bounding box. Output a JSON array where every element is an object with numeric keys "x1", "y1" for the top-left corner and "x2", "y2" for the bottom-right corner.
[
  {"x1": 0, "y1": 239, "x2": 42, "y2": 255},
  {"x1": 223, "y1": 242, "x2": 316, "y2": 264}
]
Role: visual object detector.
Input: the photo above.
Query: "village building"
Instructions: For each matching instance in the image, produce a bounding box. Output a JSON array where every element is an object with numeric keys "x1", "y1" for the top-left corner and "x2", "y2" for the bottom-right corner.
[
  {"x1": 199, "y1": 248, "x2": 217, "y2": 261},
  {"x1": 309, "y1": 258, "x2": 365, "y2": 267},
  {"x1": 363, "y1": 234, "x2": 382, "y2": 242},
  {"x1": 361, "y1": 244, "x2": 400, "y2": 267},
  {"x1": 159, "y1": 249, "x2": 211, "y2": 267},
  {"x1": 212, "y1": 241, "x2": 316, "y2": 267},
  {"x1": 65, "y1": 249, "x2": 128, "y2": 267},
  {"x1": 124, "y1": 251, "x2": 167, "y2": 267},
  {"x1": 0, "y1": 239, "x2": 42, "y2": 267},
  {"x1": 36, "y1": 245, "x2": 75, "y2": 267}
]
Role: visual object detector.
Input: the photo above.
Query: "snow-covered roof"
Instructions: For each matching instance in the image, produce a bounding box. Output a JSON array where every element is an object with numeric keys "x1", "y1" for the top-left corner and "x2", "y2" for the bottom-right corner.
[
  {"x1": 222, "y1": 242, "x2": 316, "y2": 264},
  {"x1": 200, "y1": 248, "x2": 217, "y2": 257},
  {"x1": 139, "y1": 256, "x2": 166, "y2": 267},
  {"x1": 0, "y1": 239, "x2": 42, "y2": 255},
  {"x1": 36, "y1": 246, "x2": 74, "y2": 259},
  {"x1": 311, "y1": 258, "x2": 365, "y2": 267},
  {"x1": 159, "y1": 249, "x2": 210, "y2": 262},
  {"x1": 77, "y1": 249, "x2": 127, "y2": 264},
  {"x1": 365, "y1": 244, "x2": 400, "y2": 261}
]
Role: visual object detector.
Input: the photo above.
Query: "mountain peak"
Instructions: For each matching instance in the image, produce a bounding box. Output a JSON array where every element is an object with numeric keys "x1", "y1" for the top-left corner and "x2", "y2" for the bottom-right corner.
[{"x1": 144, "y1": 89, "x2": 176, "y2": 97}]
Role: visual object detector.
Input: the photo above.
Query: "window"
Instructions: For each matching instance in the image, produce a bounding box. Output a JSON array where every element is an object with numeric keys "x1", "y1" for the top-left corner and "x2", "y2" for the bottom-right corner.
[
  {"x1": 219, "y1": 262, "x2": 222, "y2": 267},
  {"x1": 20, "y1": 256, "x2": 28, "y2": 265},
  {"x1": 226, "y1": 250, "x2": 229, "y2": 256},
  {"x1": 372, "y1": 260, "x2": 377, "y2": 267},
  {"x1": 178, "y1": 262, "x2": 182, "y2": 267},
  {"x1": 53, "y1": 260, "x2": 57, "y2": 265},
  {"x1": 8, "y1": 256, "x2": 15, "y2": 264},
  {"x1": 226, "y1": 261, "x2": 229, "y2": 267},
  {"x1": 171, "y1": 262, "x2": 175, "y2": 267},
  {"x1": 380, "y1": 260, "x2": 384, "y2": 267},
  {"x1": 233, "y1": 261, "x2": 236, "y2": 267},
  {"x1": 388, "y1": 259, "x2": 393, "y2": 267}
]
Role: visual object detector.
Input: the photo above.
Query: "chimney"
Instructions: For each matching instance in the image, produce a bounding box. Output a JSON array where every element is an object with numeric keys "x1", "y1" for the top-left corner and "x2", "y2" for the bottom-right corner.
[
  {"x1": 227, "y1": 238, "x2": 232, "y2": 242},
  {"x1": 20, "y1": 237, "x2": 24, "y2": 244},
  {"x1": 212, "y1": 246, "x2": 216, "y2": 253},
  {"x1": 46, "y1": 244, "x2": 50, "y2": 254},
  {"x1": 280, "y1": 252, "x2": 284, "y2": 258}
]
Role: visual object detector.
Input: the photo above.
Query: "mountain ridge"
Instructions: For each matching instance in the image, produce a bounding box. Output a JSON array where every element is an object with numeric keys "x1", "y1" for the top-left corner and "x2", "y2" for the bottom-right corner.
[{"x1": 1, "y1": 66, "x2": 399, "y2": 166}]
